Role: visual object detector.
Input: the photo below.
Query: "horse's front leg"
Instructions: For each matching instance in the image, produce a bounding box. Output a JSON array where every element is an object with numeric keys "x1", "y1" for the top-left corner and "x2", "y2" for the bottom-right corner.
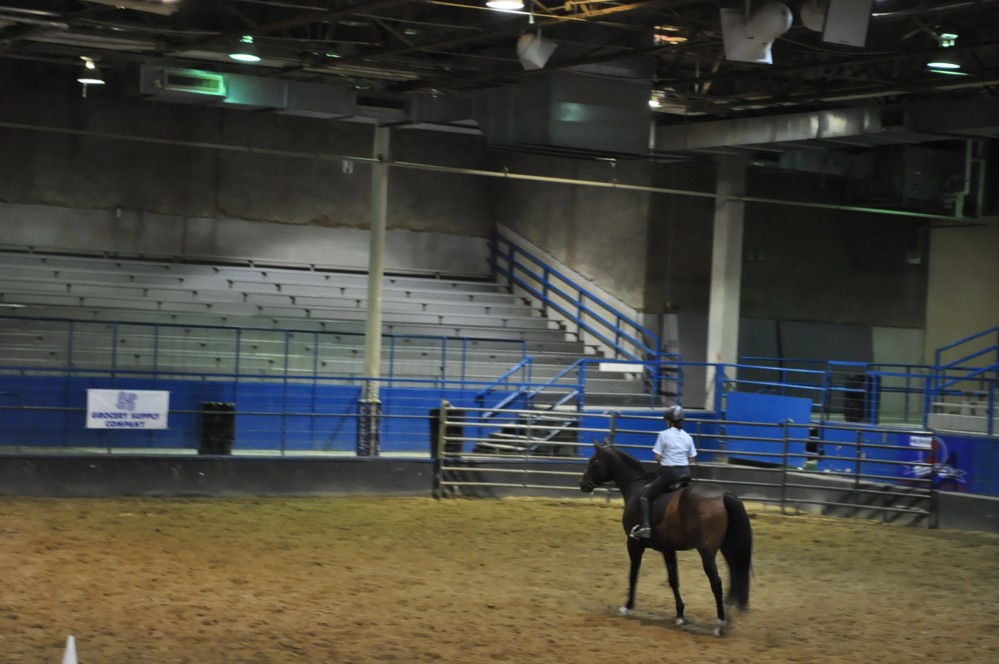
[
  {"x1": 619, "y1": 537, "x2": 645, "y2": 616},
  {"x1": 698, "y1": 548, "x2": 727, "y2": 636},
  {"x1": 662, "y1": 549, "x2": 685, "y2": 625}
]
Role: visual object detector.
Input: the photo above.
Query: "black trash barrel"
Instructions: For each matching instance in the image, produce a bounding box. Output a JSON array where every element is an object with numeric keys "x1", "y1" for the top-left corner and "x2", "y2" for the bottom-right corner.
[
  {"x1": 199, "y1": 402, "x2": 235, "y2": 455},
  {"x1": 844, "y1": 375, "x2": 865, "y2": 422}
]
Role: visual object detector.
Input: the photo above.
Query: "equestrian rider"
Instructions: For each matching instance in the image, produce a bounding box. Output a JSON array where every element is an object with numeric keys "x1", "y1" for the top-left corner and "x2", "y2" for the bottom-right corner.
[{"x1": 631, "y1": 405, "x2": 697, "y2": 539}]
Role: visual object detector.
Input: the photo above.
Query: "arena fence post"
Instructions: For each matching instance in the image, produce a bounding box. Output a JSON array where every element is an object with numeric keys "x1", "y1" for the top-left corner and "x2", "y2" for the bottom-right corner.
[{"x1": 357, "y1": 399, "x2": 381, "y2": 457}]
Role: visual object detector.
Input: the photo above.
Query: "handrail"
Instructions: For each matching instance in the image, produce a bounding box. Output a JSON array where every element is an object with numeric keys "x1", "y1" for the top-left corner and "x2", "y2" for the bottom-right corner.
[
  {"x1": 926, "y1": 326, "x2": 999, "y2": 434},
  {"x1": 524, "y1": 358, "x2": 585, "y2": 401},
  {"x1": 934, "y1": 325, "x2": 999, "y2": 359},
  {"x1": 938, "y1": 346, "x2": 999, "y2": 372},
  {"x1": 475, "y1": 358, "x2": 533, "y2": 399},
  {"x1": 503, "y1": 265, "x2": 652, "y2": 361},
  {"x1": 492, "y1": 232, "x2": 663, "y2": 362},
  {"x1": 937, "y1": 363, "x2": 999, "y2": 391},
  {"x1": 477, "y1": 389, "x2": 529, "y2": 420}
]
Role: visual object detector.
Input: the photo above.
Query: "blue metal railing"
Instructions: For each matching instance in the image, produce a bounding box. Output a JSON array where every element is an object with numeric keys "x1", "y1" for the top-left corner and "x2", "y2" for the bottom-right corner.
[
  {"x1": 487, "y1": 232, "x2": 690, "y2": 417},
  {"x1": 741, "y1": 345, "x2": 997, "y2": 435},
  {"x1": 0, "y1": 314, "x2": 531, "y2": 387},
  {"x1": 491, "y1": 231, "x2": 666, "y2": 363},
  {"x1": 925, "y1": 326, "x2": 999, "y2": 436}
]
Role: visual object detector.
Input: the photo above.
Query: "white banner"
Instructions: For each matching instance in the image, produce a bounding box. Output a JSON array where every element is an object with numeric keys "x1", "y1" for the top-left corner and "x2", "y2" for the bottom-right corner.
[{"x1": 86, "y1": 390, "x2": 170, "y2": 429}]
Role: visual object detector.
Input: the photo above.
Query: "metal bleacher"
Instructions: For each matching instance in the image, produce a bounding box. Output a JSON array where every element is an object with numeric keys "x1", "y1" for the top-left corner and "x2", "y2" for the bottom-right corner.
[{"x1": 0, "y1": 249, "x2": 649, "y2": 401}]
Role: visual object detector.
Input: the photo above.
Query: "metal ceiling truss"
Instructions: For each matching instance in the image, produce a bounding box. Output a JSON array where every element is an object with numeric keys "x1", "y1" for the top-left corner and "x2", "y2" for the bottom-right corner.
[{"x1": 2, "y1": 1, "x2": 999, "y2": 217}]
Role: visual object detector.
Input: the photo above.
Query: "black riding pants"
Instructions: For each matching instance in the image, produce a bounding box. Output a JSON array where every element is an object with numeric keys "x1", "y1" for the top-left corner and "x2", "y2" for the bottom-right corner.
[{"x1": 640, "y1": 465, "x2": 691, "y2": 504}]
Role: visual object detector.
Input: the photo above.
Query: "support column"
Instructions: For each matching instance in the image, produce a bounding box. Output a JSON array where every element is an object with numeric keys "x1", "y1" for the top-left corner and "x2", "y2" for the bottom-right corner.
[
  {"x1": 358, "y1": 125, "x2": 389, "y2": 456},
  {"x1": 704, "y1": 155, "x2": 746, "y2": 411}
]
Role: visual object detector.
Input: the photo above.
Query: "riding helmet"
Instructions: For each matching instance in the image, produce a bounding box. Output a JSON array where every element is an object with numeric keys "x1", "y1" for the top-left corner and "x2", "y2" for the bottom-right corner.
[{"x1": 664, "y1": 405, "x2": 685, "y2": 422}]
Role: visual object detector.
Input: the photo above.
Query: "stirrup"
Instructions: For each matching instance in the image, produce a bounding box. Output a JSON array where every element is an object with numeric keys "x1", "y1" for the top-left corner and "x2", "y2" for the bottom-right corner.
[{"x1": 630, "y1": 525, "x2": 651, "y2": 539}]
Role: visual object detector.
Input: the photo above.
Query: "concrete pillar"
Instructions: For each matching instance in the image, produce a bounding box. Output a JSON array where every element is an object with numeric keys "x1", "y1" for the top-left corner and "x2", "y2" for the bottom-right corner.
[
  {"x1": 358, "y1": 126, "x2": 389, "y2": 456},
  {"x1": 704, "y1": 155, "x2": 746, "y2": 411}
]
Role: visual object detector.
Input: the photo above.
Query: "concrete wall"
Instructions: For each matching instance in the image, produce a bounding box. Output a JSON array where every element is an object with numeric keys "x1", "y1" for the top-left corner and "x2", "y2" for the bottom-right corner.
[
  {"x1": 925, "y1": 223, "x2": 999, "y2": 363},
  {"x1": 0, "y1": 202, "x2": 490, "y2": 276},
  {"x1": 490, "y1": 151, "x2": 653, "y2": 310},
  {"x1": 644, "y1": 162, "x2": 929, "y2": 327},
  {"x1": 0, "y1": 61, "x2": 494, "y2": 275}
]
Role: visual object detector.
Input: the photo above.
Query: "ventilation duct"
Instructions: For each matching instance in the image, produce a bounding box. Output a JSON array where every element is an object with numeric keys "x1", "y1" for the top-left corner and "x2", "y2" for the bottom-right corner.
[
  {"x1": 140, "y1": 65, "x2": 364, "y2": 118},
  {"x1": 474, "y1": 70, "x2": 652, "y2": 157},
  {"x1": 281, "y1": 81, "x2": 355, "y2": 119},
  {"x1": 847, "y1": 145, "x2": 967, "y2": 206}
]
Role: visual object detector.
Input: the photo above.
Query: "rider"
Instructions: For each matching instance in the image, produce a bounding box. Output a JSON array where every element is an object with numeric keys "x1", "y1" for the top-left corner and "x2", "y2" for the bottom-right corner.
[{"x1": 631, "y1": 405, "x2": 697, "y2": 540}]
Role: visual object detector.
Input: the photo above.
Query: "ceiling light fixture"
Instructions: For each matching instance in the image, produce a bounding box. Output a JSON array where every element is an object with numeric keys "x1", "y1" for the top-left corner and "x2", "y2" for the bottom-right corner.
[
  {"x1": 938, "y1": 32, "x2": 958, "y2": 48},
  {"x1": 77, "y1": 57, "x2": 105, "y2": 85},
  {"x1": 719, "y1": 1, "x2": 792, "y2": 65},
  {"x1": 653, "y1": 25, "x2": 688, "y2": 45},
  {"x1": 927, "y1": 32, "x2": 961, "y2": 72},
  {"x1": 229, "y1": 35, "x2": 261, "y2": 63},
  {"x1": 485, "y1": 0, "x2": 525, "y2": 10},
  {"x1": 926, "y1": 58, "x2": 960, "y2": 71}
]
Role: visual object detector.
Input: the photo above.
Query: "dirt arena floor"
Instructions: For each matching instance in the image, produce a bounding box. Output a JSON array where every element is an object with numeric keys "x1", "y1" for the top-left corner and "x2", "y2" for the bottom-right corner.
[{"x1": 1, "y1": 496, "x2": 997, "y2": 663}]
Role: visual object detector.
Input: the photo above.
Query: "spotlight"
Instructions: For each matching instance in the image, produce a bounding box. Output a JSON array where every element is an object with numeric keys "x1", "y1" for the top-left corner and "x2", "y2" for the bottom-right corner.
[
  {"x1": 800, "y1": 0, "x2": 874, "y2": 47},
  {"x1": 516, "y1": 32, "x2": 557, "y2": 71},
  {"x1": 229, "y1": 35, "x2": 261, "y2": 63},
  {"x1": 77, "y1": 57, "x2": 105, "y2": 85},
  {"x1": 720, "y1": 2, "x2": 792, "y2": 64}
]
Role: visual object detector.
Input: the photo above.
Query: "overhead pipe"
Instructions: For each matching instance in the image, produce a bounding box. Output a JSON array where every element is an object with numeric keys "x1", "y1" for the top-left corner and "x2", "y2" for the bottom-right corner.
[{"x1": 0, "y1": 118, "x2": 982, "y2": 223}]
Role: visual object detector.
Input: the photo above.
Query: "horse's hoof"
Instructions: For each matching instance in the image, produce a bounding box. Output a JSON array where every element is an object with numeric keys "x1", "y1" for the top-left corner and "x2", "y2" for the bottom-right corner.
[
  {"x1": 713, "y1": 619, "x2": 727, "y2": 637},
  {"x1": 674, "y1": 617, "x2": 686, "y2": 626},
  {"x1": 618, "y1": 607, "x2": 633, "y2": 616}
]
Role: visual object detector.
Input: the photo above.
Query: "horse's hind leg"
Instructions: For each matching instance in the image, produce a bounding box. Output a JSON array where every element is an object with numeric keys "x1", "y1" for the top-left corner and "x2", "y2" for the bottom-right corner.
[
  {"x1": 619, "y1": 537, "x2": 645, "y2": 616},
  {"x1": 699, "y1": 549, "x2": 727, "y2": 636},
  {"x1": 662, "y1": 550, "x2": 686, "y2": 626}
]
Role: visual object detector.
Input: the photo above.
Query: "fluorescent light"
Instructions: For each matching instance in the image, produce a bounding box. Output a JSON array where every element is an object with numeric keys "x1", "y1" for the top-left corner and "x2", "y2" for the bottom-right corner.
[
  {"x1": 486, "y1": 0, "x2": 524, "y2": 10},
  {"x1": 926, "y1": 60, "x2": 961, "y2": 70}
]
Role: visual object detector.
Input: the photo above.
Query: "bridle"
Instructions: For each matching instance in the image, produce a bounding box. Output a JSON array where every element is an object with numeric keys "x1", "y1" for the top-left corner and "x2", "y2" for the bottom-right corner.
[
  {"x1": 580, "y1": 453, "x2": 610, "y2": 492},
  {"x1": 580, "y1": 473, "x2": 601, "y2": 492}
]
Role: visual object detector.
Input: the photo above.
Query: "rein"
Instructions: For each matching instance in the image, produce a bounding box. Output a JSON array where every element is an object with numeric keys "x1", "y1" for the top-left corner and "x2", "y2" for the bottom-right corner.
[{"x1": 582, "y1": 446, "x2": 655, "y2": 493}]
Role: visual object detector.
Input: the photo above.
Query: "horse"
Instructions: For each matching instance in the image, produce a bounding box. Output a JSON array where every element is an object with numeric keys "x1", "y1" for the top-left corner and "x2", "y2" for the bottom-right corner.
[{"x1": 579, "y1": 442, "x2": 753, "y2": 636}]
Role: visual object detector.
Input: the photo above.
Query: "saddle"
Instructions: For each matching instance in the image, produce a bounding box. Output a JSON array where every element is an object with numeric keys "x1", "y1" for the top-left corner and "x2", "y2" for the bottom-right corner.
[{"x1": 647, "y1": 477, "x2": 692, "y2": 524}]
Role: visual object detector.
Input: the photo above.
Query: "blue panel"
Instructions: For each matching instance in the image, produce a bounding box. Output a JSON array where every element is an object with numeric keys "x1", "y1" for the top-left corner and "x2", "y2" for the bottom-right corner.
[
  {"x1": 969, "y1": 436, "x2": 999, "y2": 496},
  {"x1": 726, "y1": 391, "x2": 813, "y2": 466},
  {"x1": 894, "y1": 432, "x2": 978, "y2": 492}
]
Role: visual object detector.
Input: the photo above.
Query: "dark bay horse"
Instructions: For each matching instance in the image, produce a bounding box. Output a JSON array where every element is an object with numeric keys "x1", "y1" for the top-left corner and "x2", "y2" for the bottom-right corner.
[{"x1": 579, "y1": 442, "x2": 752, "y2": 636}]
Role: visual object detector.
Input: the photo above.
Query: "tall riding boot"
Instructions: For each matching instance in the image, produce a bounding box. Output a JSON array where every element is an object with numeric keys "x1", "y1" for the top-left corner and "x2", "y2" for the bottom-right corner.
[{"x1": 631, "y1": 497, "x2": 652, "y2": 539}]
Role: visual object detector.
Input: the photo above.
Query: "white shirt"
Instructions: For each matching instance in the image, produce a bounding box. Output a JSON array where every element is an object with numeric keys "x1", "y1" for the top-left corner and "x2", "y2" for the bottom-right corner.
[{"x1": 653, "y1": 427, "x2": 697, "y2": 467}]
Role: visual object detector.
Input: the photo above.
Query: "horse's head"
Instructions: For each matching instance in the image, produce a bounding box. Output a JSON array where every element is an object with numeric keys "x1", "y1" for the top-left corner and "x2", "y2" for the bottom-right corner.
[{"x1": 579, "y1": 441, "x2": 613, "y2": 493}]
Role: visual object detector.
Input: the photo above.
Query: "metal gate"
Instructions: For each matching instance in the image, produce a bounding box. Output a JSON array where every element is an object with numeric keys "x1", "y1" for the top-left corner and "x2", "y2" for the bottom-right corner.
[{"x1": 432, "y1": 402, "x2": 938, "y2": 527}]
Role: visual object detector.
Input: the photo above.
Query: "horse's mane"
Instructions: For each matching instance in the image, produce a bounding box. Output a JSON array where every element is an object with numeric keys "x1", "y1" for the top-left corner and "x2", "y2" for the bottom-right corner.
[{"x1": 603, "y1": 445, "x2": 648, "y2": 475}]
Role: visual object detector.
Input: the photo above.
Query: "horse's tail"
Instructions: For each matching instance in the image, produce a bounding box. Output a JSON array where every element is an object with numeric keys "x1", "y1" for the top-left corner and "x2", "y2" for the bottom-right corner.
[{"x1": 720, "y1": 492, "x2": 753, "y2": 611}]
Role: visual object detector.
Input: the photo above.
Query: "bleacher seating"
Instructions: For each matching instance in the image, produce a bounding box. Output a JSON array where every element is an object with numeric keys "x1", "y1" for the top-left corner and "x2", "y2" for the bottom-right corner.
[{"x1": 0, "y1": 250, "x2": 651, "y2": 406}]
